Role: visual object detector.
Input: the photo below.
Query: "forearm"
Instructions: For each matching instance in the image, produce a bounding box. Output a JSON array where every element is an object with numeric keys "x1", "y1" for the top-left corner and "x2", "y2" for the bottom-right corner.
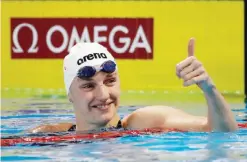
[{"x1": 203, "y1": 82, "x2": 238, "y2": 132}]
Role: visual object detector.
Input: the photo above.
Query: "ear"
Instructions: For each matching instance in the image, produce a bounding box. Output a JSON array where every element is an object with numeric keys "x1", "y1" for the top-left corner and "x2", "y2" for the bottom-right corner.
[{"x1": 68, "y1": 91, "x2": 73, "y2": 103}]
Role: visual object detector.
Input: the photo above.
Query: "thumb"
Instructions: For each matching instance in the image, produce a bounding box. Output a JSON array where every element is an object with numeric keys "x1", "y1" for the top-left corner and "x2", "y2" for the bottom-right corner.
[{"x1": 188, "y1": 38, "x2": 195, "y2": 57}]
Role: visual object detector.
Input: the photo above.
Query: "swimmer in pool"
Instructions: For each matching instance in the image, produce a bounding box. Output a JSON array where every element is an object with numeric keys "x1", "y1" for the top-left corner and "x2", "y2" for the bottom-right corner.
[{"x1": 30, "y1": 38, "x2": 238, "y2": 133}]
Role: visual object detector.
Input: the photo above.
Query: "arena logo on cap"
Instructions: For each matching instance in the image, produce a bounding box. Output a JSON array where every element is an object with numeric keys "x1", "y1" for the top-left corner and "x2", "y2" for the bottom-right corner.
[
  {"x1": 11, "y1": 18, "x2": 153, "y2": 59},
  {"x1": 77, "y1": 53, "x2": 107, "y2": 65}
]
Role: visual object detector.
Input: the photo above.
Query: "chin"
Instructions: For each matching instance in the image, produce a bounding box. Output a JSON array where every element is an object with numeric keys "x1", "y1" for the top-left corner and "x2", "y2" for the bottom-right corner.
[
  {"x1": 99, "y1": 106, "x2": 117, "y2": 125},
  {"x1": 102, "y1": 110, "x2": 116, "y2": 122}
]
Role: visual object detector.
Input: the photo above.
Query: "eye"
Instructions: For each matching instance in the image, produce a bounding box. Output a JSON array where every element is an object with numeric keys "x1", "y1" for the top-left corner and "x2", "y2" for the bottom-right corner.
[
  {"x1": 104, "y1": 78, "x2": 116, "y2": 86},
  {"x1": 80, "y1": 83, "x2": 95, "y2": 90}
]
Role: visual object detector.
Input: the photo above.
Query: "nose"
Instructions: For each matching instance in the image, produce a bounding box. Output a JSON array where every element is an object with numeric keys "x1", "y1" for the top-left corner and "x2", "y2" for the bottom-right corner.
[{"x1": 94, "y1": 84, "x2": 110, "y2": 102}]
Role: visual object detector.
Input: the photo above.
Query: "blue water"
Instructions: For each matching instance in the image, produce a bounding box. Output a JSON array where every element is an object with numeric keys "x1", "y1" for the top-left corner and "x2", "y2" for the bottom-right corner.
[{"x1": 1, "y1": 99, "x2": 247, "y2": 162}]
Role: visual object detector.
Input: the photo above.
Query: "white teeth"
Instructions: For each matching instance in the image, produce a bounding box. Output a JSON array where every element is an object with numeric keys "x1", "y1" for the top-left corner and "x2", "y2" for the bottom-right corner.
[
  {"x1": 93, "y1": 103, "x2": 112, "y2": 109},
  {"x1": 95, "y1": 105, "x2": 107, "y2": 108}
]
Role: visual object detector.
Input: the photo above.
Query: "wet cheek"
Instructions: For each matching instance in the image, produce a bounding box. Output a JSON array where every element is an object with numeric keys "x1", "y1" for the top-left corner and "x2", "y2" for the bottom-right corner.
[
  {"x1": 75, "y1": 88, "x2": 89, "y2": 98},
  {"x1": 72, "y1": 90, "x2": 86, "y2": 103},
  {"x1": 73, "y1": 96, "x2": 91, "y2": 114},
  {"x1": 80, "y1": 93, "x2": 94, "y2": 106},
  {"x1": 110, "y1": 86, "x2": 121, "y2": 99}
]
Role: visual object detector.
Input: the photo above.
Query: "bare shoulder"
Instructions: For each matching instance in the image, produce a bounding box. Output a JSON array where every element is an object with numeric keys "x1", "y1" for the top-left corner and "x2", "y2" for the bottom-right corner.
[
  {"x1": 122, "y1": 105, "x2": 209, "y2": 131},
  {"x1": 121, "y1": 105, "x2": 175, "y2": 129},
  {"x1": 127, "y1": 105, "x2": 179, "y2": 117},
  {"x1": 29, "y1": 123, "x2": 74, "y2": 133}
]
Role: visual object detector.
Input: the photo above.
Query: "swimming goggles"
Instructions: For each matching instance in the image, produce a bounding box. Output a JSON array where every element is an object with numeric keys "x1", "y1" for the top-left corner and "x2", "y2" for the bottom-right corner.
[{"x1": 77, "y1": 60, "x2": 116, "y2": 78}]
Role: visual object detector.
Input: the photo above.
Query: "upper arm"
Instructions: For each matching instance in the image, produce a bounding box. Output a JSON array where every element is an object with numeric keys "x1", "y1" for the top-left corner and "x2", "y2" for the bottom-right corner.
[
  {"x1": 123, "y1": 106, "x2": 209, "y2": 132},
  {"x1": 29, "y1": 123, "x2": 74, "y2": 133},
  {"x1": 122, "y1": 106, "x2": 169, "y2": 129}
]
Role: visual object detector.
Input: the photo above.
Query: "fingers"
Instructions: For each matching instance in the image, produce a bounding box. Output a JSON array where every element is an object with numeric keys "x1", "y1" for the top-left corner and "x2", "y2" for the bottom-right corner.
[
  {"x1": 183, "y1": 67, "x2": 204, "y2": 82},
  {"x1": 179, "y1": 61, "x2": 202, "y2": 78},
  {"x1": 183, "y1": 73, "x2": 208, "y2": 87},
  {"x1": 176, "y1": 56, "x2": 197, "y2": 77},
  {"x1": 177, "y1": 63, "x2": 193, "y2": 78},
  {"x1": 188, "y1": 38, "x2": 195, "y2": 57}
]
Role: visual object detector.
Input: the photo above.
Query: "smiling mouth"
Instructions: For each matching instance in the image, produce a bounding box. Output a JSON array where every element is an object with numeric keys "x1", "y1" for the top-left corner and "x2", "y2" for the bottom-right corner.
[{"x1": 91, "y1": 102, "x2": 113, "y2": 110}]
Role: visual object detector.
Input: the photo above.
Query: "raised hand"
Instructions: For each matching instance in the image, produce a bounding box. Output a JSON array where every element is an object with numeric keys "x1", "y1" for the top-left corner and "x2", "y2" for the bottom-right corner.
[{"x1": 176, "y1": 38, "x2": 214, "y2": 91}]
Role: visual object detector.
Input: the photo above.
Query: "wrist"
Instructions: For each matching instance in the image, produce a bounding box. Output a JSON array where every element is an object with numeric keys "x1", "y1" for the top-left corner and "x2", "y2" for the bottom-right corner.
[{"x1": 199, "y1": 78, "x2": 216, "y2": 94}]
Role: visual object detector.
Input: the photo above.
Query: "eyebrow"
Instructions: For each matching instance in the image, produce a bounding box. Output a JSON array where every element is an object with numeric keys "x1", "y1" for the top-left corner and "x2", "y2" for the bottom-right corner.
[
  {"x1": 106, "y1": 72, "x2": 117, "y2": 77},
  {"x1": 77, "y1": 77, "x2": 93, "y2": 81},
  {"x1": 77, "y1": 72, "x2": 117, "y2": 81}
]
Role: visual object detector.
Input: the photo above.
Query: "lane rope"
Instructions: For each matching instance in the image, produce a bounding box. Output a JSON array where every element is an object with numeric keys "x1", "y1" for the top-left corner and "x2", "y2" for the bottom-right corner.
[{"x1": 1, "y1": 123, "x2": 247, "y2": 146}]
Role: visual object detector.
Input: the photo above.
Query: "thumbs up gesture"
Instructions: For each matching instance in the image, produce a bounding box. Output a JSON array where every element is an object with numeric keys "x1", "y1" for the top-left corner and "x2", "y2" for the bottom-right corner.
[{"x1": 176, "y1": 38, "x2": 215, "y2": 92}]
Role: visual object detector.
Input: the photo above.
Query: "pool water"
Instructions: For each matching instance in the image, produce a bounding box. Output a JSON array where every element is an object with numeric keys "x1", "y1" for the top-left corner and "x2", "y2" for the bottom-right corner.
[{"x1": 1, "y1": 98, "x2": 247, "y2": 162}]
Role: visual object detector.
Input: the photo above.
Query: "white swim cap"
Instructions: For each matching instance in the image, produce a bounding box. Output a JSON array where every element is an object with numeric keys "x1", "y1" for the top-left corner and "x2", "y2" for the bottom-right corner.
[{"x1": 63, "y1": 42, "x2": 116, "y2": 94}]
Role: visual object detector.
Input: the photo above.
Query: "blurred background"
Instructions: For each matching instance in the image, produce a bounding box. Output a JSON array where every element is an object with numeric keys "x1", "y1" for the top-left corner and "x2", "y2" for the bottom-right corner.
[{"x1": 1, "y1": 0, "x2": 244, "y2": 106}]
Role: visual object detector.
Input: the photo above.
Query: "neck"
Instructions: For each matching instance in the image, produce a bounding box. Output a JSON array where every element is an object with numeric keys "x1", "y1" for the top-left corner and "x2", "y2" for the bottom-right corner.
[
  {"x1": 106, "y1": 114, "x2": 121, "y2": 128},
  {"x1": 75, "y1": 114, "x2": 121, "y2": 132}
]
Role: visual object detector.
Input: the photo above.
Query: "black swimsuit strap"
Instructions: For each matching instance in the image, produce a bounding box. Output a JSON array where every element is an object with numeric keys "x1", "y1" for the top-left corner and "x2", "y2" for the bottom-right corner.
[
  {"x1": 68, "y1": 120, "x2": 122, "y2": 132},
  {"x1": 68, "y1": 124, "x2": 76, "y2": 132},
  {"x1": 116, "y1": 120, "x2": 122, "y2": 129}
]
